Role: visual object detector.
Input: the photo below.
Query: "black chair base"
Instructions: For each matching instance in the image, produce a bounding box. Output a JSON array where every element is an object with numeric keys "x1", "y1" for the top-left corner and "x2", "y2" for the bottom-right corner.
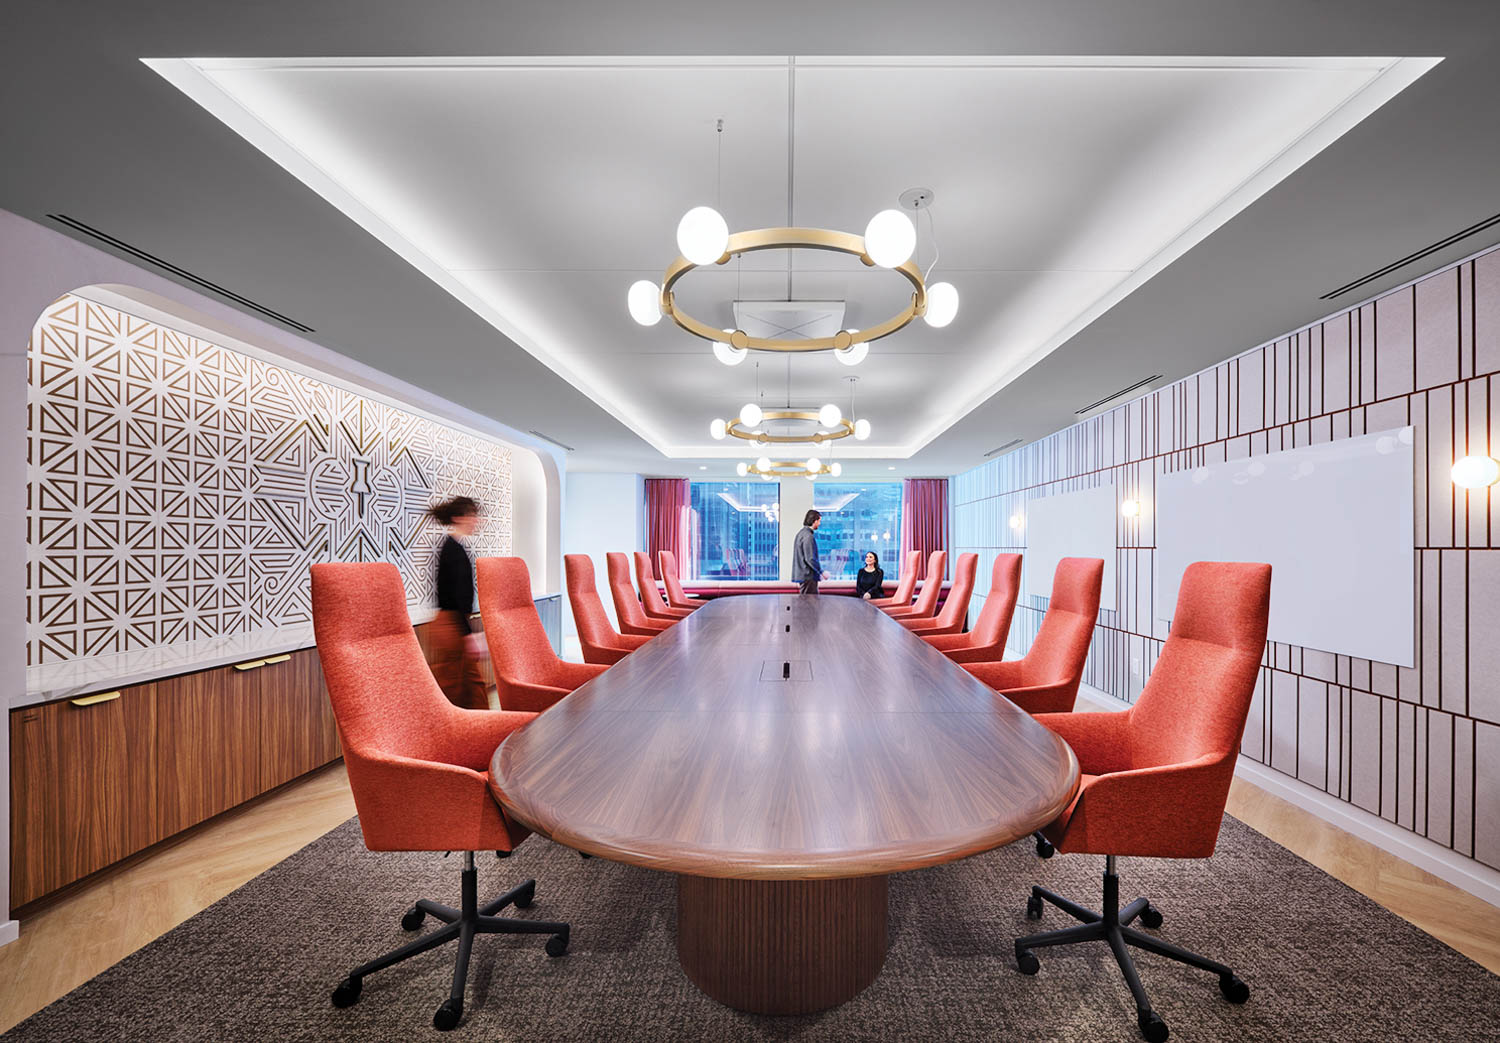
[
  {"x1": 1014, "y1": 856, "x2": 1248, "y2": 1043},
  {"x1": 331, "y1": 852, "x2": 569, "y2": 1031}
]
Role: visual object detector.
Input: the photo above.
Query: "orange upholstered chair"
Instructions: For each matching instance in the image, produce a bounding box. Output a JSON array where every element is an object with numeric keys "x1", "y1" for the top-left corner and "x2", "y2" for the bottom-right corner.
[
  {"x1": 1013, "y1": 562, "x2": 1271, "y2": 1043},
  {"x1": 476, "y1": 557, "x2": 606, "y2": 712},
  {"x1": 565, "y1": 554, "x2": 651, "y2": 665},
  {"x1": 963, "y1": 557, "x2": 1103, "y2": 716},
  {"x1": 606, "y1": 552, "x2": 674, "y2": 636},
  {"x1": 866, "y1": 549, "x2": 921, "y2": 608},
  {"x1": 899, "y1": 552, "x2": 978, "y2": 635},
  {"x1": 923, "y1": 554, "x2": 1022, "y2": 664},
  {"x1": 882, "y1": 550, "x2": 947, "y2": 619},
  {"x1": 310, "y1": 562, "x2": 569, "y2": 1031},
  {"x1": 657, "y1": 550, "x2": 701, "y2": 611},
  {"x1": 634, "y1": 551, "x2": 694, "y2": 620}
]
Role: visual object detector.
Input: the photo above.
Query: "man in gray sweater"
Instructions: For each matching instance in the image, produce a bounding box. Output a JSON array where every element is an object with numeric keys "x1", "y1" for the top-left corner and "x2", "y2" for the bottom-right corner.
[{"x1": 793, "y1": 509, "x2": 826, "y2": 595}]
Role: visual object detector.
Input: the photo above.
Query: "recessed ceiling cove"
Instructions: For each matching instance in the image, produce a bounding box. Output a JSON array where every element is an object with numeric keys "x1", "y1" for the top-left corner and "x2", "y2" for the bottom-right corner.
[{"x1": 146, "y1": 55, "x2": 1436, "y2": 460}]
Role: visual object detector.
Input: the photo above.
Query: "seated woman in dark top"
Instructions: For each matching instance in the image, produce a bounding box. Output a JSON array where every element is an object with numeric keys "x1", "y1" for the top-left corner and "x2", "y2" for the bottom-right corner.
[{"x1": 855, "y1": 551, "x2": 885, "y2": 600}]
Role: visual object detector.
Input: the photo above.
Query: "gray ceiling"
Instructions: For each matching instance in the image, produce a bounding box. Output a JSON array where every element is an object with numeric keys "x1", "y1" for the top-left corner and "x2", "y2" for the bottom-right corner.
[{"x1": 4, "y1": 1, "x2": 1499, "y2": 476}]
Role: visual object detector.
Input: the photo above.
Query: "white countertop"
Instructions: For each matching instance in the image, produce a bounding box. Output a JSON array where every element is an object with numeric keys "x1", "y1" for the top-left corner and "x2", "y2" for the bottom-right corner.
[{"x1": 18, "y1": 592, "x2": 562, "y2": 709}]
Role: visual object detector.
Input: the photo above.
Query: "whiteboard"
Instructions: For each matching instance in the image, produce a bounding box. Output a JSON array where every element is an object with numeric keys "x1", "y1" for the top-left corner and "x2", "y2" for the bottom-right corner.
[
  {"x1": 1156, "y1": 427, "x2": 1414, "y2": 666},
  {"x1": 1023, "y1": 485, "x2": 1117, "y2": 608}
]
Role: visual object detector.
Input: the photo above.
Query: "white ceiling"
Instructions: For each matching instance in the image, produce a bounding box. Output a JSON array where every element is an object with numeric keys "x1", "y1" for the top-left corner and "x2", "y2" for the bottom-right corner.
[{"x1": 146, "y1": 54, "x2": 1432, "y2": 467}]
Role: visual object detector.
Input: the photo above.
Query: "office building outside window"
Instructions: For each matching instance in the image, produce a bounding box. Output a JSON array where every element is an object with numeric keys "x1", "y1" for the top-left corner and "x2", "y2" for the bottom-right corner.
[
  {"x1": 688, "y1": 482, "x2": 781, "y2": 580},
  {"x1": 812, "y1": 483, "x2": 902, "y2": 578}
]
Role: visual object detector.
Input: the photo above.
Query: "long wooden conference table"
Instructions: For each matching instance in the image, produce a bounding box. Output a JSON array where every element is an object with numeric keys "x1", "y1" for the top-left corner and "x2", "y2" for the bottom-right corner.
[{"x1": 488, "y1": 595, "x2": 1080, "y2": 1015}]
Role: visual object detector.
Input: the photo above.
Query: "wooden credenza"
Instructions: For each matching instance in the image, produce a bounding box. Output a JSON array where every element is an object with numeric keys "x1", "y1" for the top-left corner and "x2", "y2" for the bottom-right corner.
[{"x1": 10, "y1": 597, "x2": 563, "y2": 911}]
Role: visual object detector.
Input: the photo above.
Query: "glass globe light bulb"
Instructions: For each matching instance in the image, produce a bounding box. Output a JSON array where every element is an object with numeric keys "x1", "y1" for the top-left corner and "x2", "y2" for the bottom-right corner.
[
  {"x1": 712, "y1": 337, "x2": 748, "y2": 366},
  {"x1": 756, "y1": 456, "x2": 772, "y2": 472},
  {"x1": 676, "y1": 206, "x2": 729, "y2": 265},
  {"x1": 739, "y1": 402, "x2": 763, "y2": 428},
  {"x1": 853, "y1": 418, "x2": 871, "y2": 441},
  {"x1": 835, "y1": 331, "x2": 868, "y2": 367},
  {"x1": 863, "y1": 209, "x2": 916, "y2": 268},
  {"x1": 627, "y1": 280, "x2": 662, "y2": 326},
  {"x1": 924, "y1": 281, "x2": 959, "y2": 328},
  {"x1": 1452, "y1": 455, "x2": 1500, "y2": 489},
  {"x1": 818, "y1": 403, "x2": 842, "y2": 428},
  {"x1": 830, "y1": 462, "x2": 843, "y2": 477},
  {"x1": 709, "y1": 418, "x2": 727, "y2": 440},
  {"x1": 736, "y1": 461, "x2": 748, "y2": 477},
  {"x1": 805, "y1": 456, "x2": 821, "y2": 473}
]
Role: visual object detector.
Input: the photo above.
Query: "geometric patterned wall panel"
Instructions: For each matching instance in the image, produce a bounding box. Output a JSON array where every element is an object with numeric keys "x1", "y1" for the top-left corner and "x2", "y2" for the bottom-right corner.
[
  {"x1": 954, "y1": 245, "x2": 1500, "y2": 872},
  {"x1": 26, "y1": 293, "x2": 511, "y2": 665}
]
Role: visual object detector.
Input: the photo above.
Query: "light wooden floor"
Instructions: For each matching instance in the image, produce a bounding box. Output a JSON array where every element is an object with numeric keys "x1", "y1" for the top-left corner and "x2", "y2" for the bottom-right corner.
[{"x1": 0, "y1": 766, "x2": 1495, "y2": 1032}]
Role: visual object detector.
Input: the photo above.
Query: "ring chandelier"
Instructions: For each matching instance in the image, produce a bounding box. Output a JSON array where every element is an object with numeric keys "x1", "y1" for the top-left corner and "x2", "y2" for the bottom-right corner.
[
  {"x1": 709, "y1": 404, "x2": 871, "y2": 444},
  {"x1": 738, "y1": 457, "x2": 842, "y2": 480},
  {"x1": 628, "y1": 209, "x2": 959, "y2": 365}
]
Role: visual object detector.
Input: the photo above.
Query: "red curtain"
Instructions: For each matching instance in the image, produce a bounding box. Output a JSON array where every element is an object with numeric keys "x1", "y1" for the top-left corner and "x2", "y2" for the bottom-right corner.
[
  {"x1": 644, "y1": 478, "x2": 691, "y2": 578},
  {"x1": 900, "y1": 478, "x2": 949, "y2": 580}
]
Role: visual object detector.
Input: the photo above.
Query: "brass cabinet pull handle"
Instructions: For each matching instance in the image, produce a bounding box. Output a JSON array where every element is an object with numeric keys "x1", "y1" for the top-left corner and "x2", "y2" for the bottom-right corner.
[
  {"x1": 70, "y1": 691, "x2": 121, "y2": 707},
  {"x1": 233, "y1": 660, "x2": 267, "y2": 671},
  {"x1": 262, "y1": 654, "x2": 291, "y2": 665}
]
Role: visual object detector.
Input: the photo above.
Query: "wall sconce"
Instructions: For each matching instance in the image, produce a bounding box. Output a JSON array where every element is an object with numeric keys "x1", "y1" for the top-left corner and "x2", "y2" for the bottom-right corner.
[
  {"x1": 1120, "y1": 499, "x2": 1142, "y2": 518},
  {"x1": 1452, "y1": 455, "x2": 1500, "y2": 489},
  {"x1": 1009, "y1": 514, "x2": 1023, "y2": 530}
]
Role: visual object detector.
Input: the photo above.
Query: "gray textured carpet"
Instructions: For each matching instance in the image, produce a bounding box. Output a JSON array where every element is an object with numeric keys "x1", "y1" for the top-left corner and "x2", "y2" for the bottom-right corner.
[{"x1": 5, "y1": 815, "x2": 1496, "y2": 1042}]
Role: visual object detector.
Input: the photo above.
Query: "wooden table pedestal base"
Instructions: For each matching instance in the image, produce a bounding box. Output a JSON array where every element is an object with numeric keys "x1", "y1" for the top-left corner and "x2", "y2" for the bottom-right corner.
[{"x1": 676, "y1": 874, "x2": 888, "y2": 1015}]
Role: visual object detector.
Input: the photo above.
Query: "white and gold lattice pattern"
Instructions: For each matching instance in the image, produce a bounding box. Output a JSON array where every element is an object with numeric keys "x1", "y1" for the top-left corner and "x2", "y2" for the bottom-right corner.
[{"x1": 26, "y1": 294, "x2": 512, "y2": 665}]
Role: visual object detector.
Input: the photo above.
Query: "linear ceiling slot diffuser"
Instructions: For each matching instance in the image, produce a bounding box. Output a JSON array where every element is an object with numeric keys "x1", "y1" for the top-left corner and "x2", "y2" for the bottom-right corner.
[
  {"x1": 45, "y1": 213, "x2": 315, "y2": 333},
  {"x1": 1318, "y1": 210, "x2": 1500, "y2": 300},
  {"x1": 527, "y1": 429, "x2": 575, "y2": 452},
  {"x1": 984, "y1": 439, "x2": 1024, "y2": 457},
  {"x1": 1075, "y1": 375, "x2": 1163, "y2": 415}
]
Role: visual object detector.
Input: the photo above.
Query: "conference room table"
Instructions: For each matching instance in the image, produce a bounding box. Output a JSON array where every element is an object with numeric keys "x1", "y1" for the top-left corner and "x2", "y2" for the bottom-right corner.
[{"x1": 488, "y1": 595, "x2": 1080, "y2": 1015}]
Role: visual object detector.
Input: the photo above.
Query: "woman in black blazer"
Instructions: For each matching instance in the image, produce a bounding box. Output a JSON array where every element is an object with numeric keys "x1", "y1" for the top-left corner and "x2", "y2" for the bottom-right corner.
[{"x1": 854, "y1": 551, "x2": 885, "y2": 600}]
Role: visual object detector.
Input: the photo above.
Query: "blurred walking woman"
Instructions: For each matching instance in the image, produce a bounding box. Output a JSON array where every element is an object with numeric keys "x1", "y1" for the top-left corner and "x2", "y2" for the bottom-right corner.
[{"x1": 428, "y1": 496, "x2": 489, "y2": 710}]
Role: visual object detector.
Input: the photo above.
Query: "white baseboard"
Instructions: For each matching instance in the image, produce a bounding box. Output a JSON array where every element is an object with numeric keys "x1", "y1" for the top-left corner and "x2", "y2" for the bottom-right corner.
[
  {"x1": 0, "y1": 918, "x2": 17, "y2": 947},
  {"x1": 1070, "y1": 681, "x2": 1500, "y2": 910}
]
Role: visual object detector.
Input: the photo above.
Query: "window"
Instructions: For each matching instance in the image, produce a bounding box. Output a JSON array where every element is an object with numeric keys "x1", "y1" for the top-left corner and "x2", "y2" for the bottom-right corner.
[
  {"x1": 812, "y1": 483, "x2": 902, "y2": 579},
  {"x1": 688, "y1": 482, "x2": 780, "y2": 580}
]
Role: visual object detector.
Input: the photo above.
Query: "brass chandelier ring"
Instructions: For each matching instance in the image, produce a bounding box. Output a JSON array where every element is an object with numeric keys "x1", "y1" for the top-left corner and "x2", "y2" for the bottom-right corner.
[
  {"x1": 660, "y1": 227, "x2": 928, "y2": 353},
  {"x1": 727, "y1": 410, "x2": 855, "y2": 445},
  {"x1": 746, "y1": 459, "x2": 838, "y2": 478}
]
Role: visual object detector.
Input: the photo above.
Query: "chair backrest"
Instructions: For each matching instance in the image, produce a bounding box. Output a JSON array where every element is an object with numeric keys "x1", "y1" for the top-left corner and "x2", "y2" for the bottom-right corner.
[
  {"x1": 658, "y1": 550, "x2": 690, "y2": 606},
  {"x1": 565, "y1": 554, "x2": 622, "y2": 650},
  {"x1": 970, "y1": 554, "x2": 1023, "y2": 647},
  {"x1": 633, "y1": 551, "x2": 674, "y2": 615},
  {"x1": 887, "y1": 550, "x2": 921, "y2": 602},
  {"x1": 1021, "y1": 557, "x2": 1103, "y2": 689},
  {"x1": 1130, "y1": 562, "x2": 1271, "y2": 773},
  {"x1": 310, "y1": 562, "x2": 453, "y2": 775},
  {"x1": 476, "y1": 557, "x2": 563, "y2": 691},
  {"x1": 607, "y1": 552, "x2": 656, "y2": 628},
  {"x1": 928, "y1": 552, "x2": 978, "y2": 628},
  {"x1": 908, "y1": 550, "x2": 948, "y2": 616}
]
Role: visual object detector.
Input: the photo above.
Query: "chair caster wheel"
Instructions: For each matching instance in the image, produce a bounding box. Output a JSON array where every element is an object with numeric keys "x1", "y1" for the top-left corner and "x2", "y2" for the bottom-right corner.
[
  {"x1": 1015, "y1": 948, "x2": 1040, "y2": 975},
  {"x1": 433, "y1": 999, "x2": 462, "y2": 1031},
  {"x1": 1035, "y1": 835, "x2": 1055, "y2": 859},
  {"x1": 1137, "y1": 1009, "x2": 1169, "y2": 1042},
  {"x1": 1219, "y1": 974, "x2": 1250, "y2": 1004},
  {"x1": 1139, "y1": 904, "x2": 1163, "y2": 930},
  {"x1": 331, "y1": 977, "x2": 362, "y2": 1008},
  {"x1": 546, "y1": 930, "x2": 570, "y2": 958},
  {"x1": 1026, "y1": 894, "x2": 1044, "y2": 920},
  {"x1": 401, "y1": 906, "x2": 425, "y2": 931},
  {"x1": 514, "y1": 881, "x2": 536, "y2": 910}
]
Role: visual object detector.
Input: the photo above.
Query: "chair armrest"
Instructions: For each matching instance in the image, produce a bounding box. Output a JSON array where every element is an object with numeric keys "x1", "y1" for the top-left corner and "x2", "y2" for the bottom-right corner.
[
  {"x1": 616, "y1": 632, "x2": 652, "y2": 649},
  {"x1": 1052, "y1": 753, "x2": 1235, "y2": 859},
  {"x1": 434, "y1": 706, "x2": 537, "y2": 773},
  {"x1": 496, "y1": 681, "x2": 571, "y2": 714},
  {"x1": 550, "y1": 660, "x2": 609, "y2": 688},
  {"x1": 993, "y1": 680, "x2": 1081, "y2": 716},
  {"x1": 963, "y1": 660, "x2": 1025, "y2": 691},
  {"x1": 922, "y1": 632, "x2": 973, "y2": 651},
  {"x1": 345, "y1": 750, "x2": 522, "y2": 852},
  {"x1": 1031, "y1": 710, "x2": 1134, "y2": 775},
  {"x1": 940, "y1": 644, "x2": 1006, "y2": 664}
]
